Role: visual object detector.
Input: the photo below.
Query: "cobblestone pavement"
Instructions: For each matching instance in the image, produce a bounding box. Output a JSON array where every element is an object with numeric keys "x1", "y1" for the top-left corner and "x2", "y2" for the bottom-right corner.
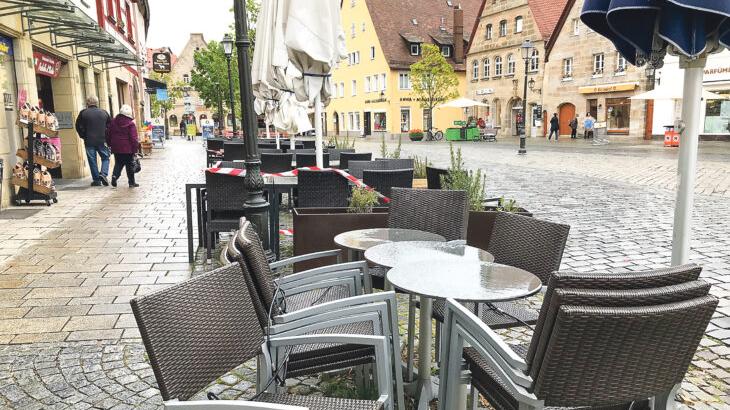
[{"x1": 0, "y1": 137, "x2": 728, "y2": 408}]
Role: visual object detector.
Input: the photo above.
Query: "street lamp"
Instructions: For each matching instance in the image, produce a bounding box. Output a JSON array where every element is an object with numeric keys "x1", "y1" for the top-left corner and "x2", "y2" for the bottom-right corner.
[
  {"x1": 233, "y1": 0, "x2": 270, "y2": 251},
  {"x1": 221, "y1": 33, "x2": 238, "y2": 137},
  {"x1": 213, "y1": 81, "x2": 224, "y2": 135},
  {"x1": 518, "y1": 39, "x2": 534, "y2": 155}
]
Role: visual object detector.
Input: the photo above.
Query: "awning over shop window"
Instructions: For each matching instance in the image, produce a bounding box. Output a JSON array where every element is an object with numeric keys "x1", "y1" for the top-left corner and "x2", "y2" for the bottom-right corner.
[
  {"x1": 1, "y1": 0, "x2": 141, "y2": 67},
  {"x1": 144, "y1": 77, "x2": 167, "y2": 90}
]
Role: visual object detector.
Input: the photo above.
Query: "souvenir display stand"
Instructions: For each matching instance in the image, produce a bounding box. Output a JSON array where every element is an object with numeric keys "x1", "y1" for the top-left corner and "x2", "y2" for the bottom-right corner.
[{"x1": 12, "y1": 120, "x2": 59, "y2": 206}]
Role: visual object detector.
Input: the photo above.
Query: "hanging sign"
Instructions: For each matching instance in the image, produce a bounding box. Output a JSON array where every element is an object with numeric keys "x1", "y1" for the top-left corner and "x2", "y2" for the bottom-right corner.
[
  {"x1": 33, "y1": 51, "x2": 63, "y2": 78},
  {"x1": 156, "y1": 88, "x2": 168, "y2": 101},
  {"x1": 152, "y1": 52, "x2": 171, "y2": 73},
  {"x1": 201, "y1": 119, "x2": 215, "y2": 139}
]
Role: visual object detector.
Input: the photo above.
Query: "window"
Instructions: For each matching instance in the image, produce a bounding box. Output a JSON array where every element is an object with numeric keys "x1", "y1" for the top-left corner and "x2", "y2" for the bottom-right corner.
[
  {"x1": 499, "y1": 20, "x2": 507, "y2": 37},
  {"x1": 125, "y1": 0, "x2": 133, "y2": 39},
  {"x1": 183, "y1": 74, "x2": 190, "y2": 83},
  {"x1": 472, "y1": 60, "x2": 479, "y2": 80},
  {"x1": 370, "y1": 76, "x2": 376, "y2": 92},
  {"x1": 494, "y1": 56, "x2": 503, "y2": 76},
  {"x1": 572, "y1": 18, "x2": 580, "y2": 35},
  {"x1": 380, "y1": 74, "x2": 386, "y2": 91},
  {"x1": 370, "y1": 46, "x2": 376, "y2": 60},
  {"x1": 483, "y1": 58, "x2": 490, "y2": 78},
  {"x1": 348, "y1": 51, "x2": 360, "y2": 65},
  {"x1": 399, "y1": 73, "x2": 411, "y2": 89},
  {"x1": 362, "y1": 22, "x2": 366, "y2": 32},
  {"x1": 365, "y1": 76, "x2": 370, "y2": 93},
  {"x1": 441, "y1": 46, "x2": 451, "y2": 57},
  {"x1": 79, "y1": 67, "x2": 88, "y2": 104},
  {"x1": 515, "y1": 16, "x2": 523, "y2": 33},
  {"x1": 373, "y1": 112, "x2": 386, "y2": 131},
  {"x1": 340, "y1": 82, "x2": 345, "y2": 98},
  {"x1": 354, "y1": 112, "x2": 360, "y2": 130},
  {"x1": 106, "y1": 0, "x2": 115, "y2": 20},
  {"x1": 562, "y1": 58, "x2": 573, "y2": 78},
  {"x1": 506, "y1": 54, "x2": 515, "y2": 75},
  {"x1": 410, "y1": 43, "x2": 420, "y2": 56},
  {"x1": 400, "y1": 108, "x2": 411, "y2": 132},
  {"x1": 606, "y1": 97, "x2": 631, "y2": 133},
  {"x1": 351, "y1": 80, "x2": 357, "y2": 96},
  {"x1": 529, "y1": 49, "x2": 539, "y2": 72},
  {"x1": 485, "y1": 24, "x2": 492, "y2": 40},
  {"x1": 593, "y1": 53, "x2": 605, "y2": 75},
  {"x1": 351, "y1": 23, "x2": 355, "y2": 38},
  {"x1": 704, "y1": 91, "x2": 730, "y2": 133},
  {"x1": 616, "y1": 53, "x2": 627, "y2": 73}
]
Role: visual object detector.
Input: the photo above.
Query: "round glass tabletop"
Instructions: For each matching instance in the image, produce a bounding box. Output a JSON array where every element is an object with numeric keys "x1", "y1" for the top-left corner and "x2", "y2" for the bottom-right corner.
[
  {"x1": 386, "y1": 261, "x2": 542, "y2": 302},
  {"x1": 364, "y1": 241, "x2": 494, "y2": 268},
  {"x1": 334, "y1": 228, "x2": 446, "y2": 252}
]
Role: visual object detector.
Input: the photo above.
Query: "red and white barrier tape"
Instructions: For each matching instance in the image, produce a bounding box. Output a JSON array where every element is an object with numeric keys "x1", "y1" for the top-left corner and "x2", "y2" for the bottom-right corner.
[{"x1": 279, "y1": 229, "x2": 293, "y2": 236}]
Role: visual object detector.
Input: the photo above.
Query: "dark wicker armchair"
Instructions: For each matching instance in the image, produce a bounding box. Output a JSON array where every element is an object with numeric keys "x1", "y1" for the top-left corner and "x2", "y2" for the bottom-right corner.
[
  {"x1": 439, "y1": 265, "x2": 716, "y2": 410},
  {"x1": 363, "y1": 169, "x2": 414, "y2": 198},
  {"x1": 131, "y1": 263, "x2": 396, "y2": 410},
  {"x1": 340, "y1": 152, "x2": 372, "y2": 170},
  {"x1": 261, "y1": 153, "x2": 294, "y2": 173},
  {"x1": 426, "y1": 166, "x2": 448, "y2": 189},
  {"x1": 296, "y1": 170, "x2": 351, "y2": 208},
  {"x1": 203, "y1": 171, "x2": 247, "y2": 260},
  {"x1": 375, "y1": 158, "x2": 414, "y2": 169},
  {"x1": 296, "y1": 152, "x2": 329, "y2": 168},
  {"x1": 223, "y1": 142, "x2": 246, "y2": 161},
  {"x1": 216, "y1": 161, "x2": 246, "y2": 169},
  {"x1": 328, "y1": 148, "x2": 355, "y2": 162},
  {"x1": 387, "y1": 187, "x2": 468, "y2": 241},
  {"x1": 347, "y1": 160, "x2": 390, "y2": 179},
  {"x1": 206, "y1": 138, "x2": 225, "y2": 167}
]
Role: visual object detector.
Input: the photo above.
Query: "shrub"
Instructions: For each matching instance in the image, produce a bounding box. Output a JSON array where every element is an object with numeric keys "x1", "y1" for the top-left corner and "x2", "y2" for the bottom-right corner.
[
  {"x1": 441, "y1": 143, "x2": 485, "y2": 211},
  {"x1": 411, "y1": 155, "x2": 431, "y2": 178},
  {"x1": 348, "y1": 187, "x2": 379, "y2": 213}
]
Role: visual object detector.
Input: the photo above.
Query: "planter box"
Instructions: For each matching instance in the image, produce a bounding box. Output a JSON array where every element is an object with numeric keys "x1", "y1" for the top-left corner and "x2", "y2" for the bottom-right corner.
[
  {"x1": 293, "y1": 207, "x2": 388, "y2": 271},
  {"x1": 467, "y1": 207, "x2": 532, "y2": 251},
  {"x1": 409, "y1": 134, "x2": 424, "y2": 141},
  {"x1": 412, "y1": 178, "x2": 427, "y2": 189}
]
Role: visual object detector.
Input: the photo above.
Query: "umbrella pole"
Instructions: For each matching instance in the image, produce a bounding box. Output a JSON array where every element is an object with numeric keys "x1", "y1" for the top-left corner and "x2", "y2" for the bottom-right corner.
[
  {"x1": 314, "y1": 94, "x2": 324, "y2": 168},
  {"x1": 671, "y1": 57, "x2": 705, "y2": 265},
  {"x1": 275, "y1": 127, "x2": 280, "y2": 150}
]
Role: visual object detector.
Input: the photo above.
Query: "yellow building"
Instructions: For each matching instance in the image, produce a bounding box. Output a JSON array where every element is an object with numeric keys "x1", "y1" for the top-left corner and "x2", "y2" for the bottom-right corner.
[{"x1": 327, "y1": 0, "x2": 482, "y2": 139}]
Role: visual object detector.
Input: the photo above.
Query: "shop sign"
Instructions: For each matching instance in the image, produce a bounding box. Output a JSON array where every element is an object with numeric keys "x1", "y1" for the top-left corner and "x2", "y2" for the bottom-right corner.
[
  {"x1": 55, "y1": 112, "x2": 73, "y2": 129},
  {"x1": 365, "y1": 97, "x2": 387, "y2": 104},
  {"x1": 200, "y1": 119, "x2": 215, "y2": 139},
  {"x1": 33, "y1": 52, "x2": 63, "y2": 78},
  {"x1": 152, "y1": 52, "x2": 171, "y2": 73},
  {"x1": 578, "y1": 82, "x2": 638, "y2": 94},
  {"x1": 156, "y1": 89, "x2": 168, "y2": 101},
  {"x1": 151, "y1": 118, "x2": 165, "y2": 142},
  {"x1": 0, "y1": 35, "x2": 13, "y2": 57},
  {"x1": 475, "y1": 88, "x2": 494, "y2": 95}
]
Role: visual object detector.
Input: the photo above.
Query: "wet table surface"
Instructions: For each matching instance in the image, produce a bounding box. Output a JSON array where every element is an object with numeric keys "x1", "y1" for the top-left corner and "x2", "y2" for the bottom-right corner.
[
  {"x1": 334, "y1": 228, "x2": 446, "y2": 252},
  {"x1": 364, "y1": 241, "x2": 494, "y2": 269}
]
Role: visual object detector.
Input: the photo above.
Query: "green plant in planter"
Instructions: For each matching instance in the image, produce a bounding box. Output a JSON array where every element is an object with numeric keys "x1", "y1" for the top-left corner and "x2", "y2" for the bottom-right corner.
[
  {"x1": 496, "y1": 197, "x2": 521, "y2": 212},
  {"x1": 441, "y1": 143, "x2": 485, "y2": 211},
  {"x1": 380, "y1": 134, "x2": 402, "y2": 159},
  {"x1": 328, "y1": 134, "x2": 356, "y2": 149},
  {"x1": 411, "y1": 155, "x2": 431, "y2": 179},
  {"x1": 408, "y1": 129, "x2": 424, "y2": 141},
  {"x1": 348, "y1": 187, "x2": 379, "y2": 213}
]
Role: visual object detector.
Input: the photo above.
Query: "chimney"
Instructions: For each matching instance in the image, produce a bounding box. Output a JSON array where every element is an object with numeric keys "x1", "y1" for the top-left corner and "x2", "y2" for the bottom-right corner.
[{"x1": 454, "y1": 6, "x2": 464, "y2": 63}]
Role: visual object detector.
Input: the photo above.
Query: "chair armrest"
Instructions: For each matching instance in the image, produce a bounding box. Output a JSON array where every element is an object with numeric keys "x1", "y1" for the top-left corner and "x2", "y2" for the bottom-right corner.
[
  {"x1": 165, "y1": 400, "x2": 307, "y2": 409},
  {"x1": 269, "y1": 249, "x2": 342, "y2": 270},
  {"x1": 271, "y1": 302, "x2": 389, "y2": 337},
  {"x1": 277, "y1": 269, "x2": 361, "y2": 296},
  {"x1": 279, "y1": 277, "x2": 358, "y2": 300},
  {"x1": 273, "y1": 291, "x2": 397, "y2": 324}
]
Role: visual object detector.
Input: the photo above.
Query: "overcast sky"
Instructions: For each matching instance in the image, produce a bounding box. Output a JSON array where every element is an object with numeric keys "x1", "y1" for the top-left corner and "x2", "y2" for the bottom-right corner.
[{"x1": 146, "y1": 0, "x2": 235, "y2": 54}]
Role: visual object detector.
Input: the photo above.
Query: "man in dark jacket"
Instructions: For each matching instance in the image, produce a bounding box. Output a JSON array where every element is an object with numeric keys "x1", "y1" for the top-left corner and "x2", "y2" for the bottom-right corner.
[
  {"x1": 75, "y1": 96, "x2": 111, "y2": 186},
  {"x1": 569, "y1": 115, "x2": 579, "y2": 139},
  {"x1": 548, "y1": 113, "x2": 560, "y2": 141}
]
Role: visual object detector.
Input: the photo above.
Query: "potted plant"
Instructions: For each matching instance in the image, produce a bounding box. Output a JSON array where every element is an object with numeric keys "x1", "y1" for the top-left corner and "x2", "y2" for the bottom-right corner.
[
  {"x1": 293, "y1": 187, "x2": 388, "y2": 271},
  {"x1": 409, "y1": 129, "x2": 424, "y2": 142},
  {"x1": 411, "y1": 155, "x2": 430, "y2": 188}
]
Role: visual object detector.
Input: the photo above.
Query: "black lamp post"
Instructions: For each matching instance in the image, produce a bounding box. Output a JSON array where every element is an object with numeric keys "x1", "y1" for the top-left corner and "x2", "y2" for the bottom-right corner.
[
  {"x1": 214, "y1": 82, "x2": 224, "y2": 135},
  {"x1": 518, "y1": 39, "x2": 534, "y2": 155},
  {"x1": 234, "y1": 0, "x2": 270, "y2": 251},
  {"x1": 221, "y1": 33, "x2": 238, "y2": 137}
]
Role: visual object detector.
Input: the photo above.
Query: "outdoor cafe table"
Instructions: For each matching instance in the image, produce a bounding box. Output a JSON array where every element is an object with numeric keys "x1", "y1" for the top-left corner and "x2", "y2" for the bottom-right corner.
[
  {"x1": 363, "y1": 241, "x2": 495, "y2": 268},
  {"x1": 386, "y1": 260, "x2": 542, "y2": 409},
  {"x1": 333, "y1": 228, "x2": 446, "y2": 262}
]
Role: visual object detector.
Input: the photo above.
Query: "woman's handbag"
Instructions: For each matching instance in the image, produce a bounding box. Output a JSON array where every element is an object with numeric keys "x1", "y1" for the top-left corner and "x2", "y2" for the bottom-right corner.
[{"x1": 132, "y1": 154, "x2": 142, "y2": 173}]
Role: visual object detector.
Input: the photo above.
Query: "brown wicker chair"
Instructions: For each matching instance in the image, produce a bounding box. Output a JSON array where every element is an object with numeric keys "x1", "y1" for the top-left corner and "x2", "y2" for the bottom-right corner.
[
  {"x1": 261, "y1": 153, "x2": 293, "y2": 173},
  {"x1": 295, "y1": 152, "x2": 329, "y2": 168},
  {"x1": 223, "y1": 142, "x2": 246, "y2": 161},
  {"x1": 339, "y1": 152, "x2": 372, "y2": 170},
  {"x1": 363, "y1": 168, "x2": 414, "y2": 198},
  {"x1": 203, "y1": 171, "x2": 248, "y2": 260},
  {"x1": 131, "y1": 263, "x2": 395, "y2": 410},
  {"x1": 425, "y1": 166, "x2": 448, "y2": 189},
  {"x1": 439, "y1": 268, "x2": 717, "y2": 410},
  {"x1": 296, "y1": 170, "x2": 351, "y2": 208},
  {"x1": 234, "y1": 220, "x2": 405, "y2": 408}
]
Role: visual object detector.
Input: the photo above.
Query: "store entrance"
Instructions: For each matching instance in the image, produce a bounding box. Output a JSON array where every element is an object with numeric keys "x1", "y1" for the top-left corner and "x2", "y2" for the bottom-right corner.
[{"x1": 36, "y1": 75, "x2": 55, "y2": 112}]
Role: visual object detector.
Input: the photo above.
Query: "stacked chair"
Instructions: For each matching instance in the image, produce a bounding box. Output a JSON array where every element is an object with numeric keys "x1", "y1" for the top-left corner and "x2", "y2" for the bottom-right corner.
[{"x1": 438, "y1": 264, "x2": 716, "y2": 410}]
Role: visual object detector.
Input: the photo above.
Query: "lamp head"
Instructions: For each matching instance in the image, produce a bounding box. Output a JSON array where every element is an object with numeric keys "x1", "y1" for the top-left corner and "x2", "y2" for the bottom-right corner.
[
  {"x1": 520, "y1": 39, "x2": 534, "y2": 60},
  {"x1": 222, "y1": 34, "x2": 233, "y2": 57}
]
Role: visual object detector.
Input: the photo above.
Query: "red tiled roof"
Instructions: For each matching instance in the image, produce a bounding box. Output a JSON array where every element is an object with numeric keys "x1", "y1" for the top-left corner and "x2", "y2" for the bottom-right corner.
[
  {"x1": 528, "y1": 0, "x2": 570, "y2": 40},
  {"x1": 365, "y1": 0, "x2": 482, "y2": 71}
]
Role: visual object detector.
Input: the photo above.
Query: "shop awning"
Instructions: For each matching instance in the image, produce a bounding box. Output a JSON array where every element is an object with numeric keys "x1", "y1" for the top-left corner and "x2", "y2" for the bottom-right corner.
[
  {"x1": 577, "y1": 82, "x2": 639, "y2": 94},
  {"x1": 144, "y1": 78, "x2": 167, "y2": 90},
  {"x1": 1, "y1": 0, "x2": 141, "y2": 67}
]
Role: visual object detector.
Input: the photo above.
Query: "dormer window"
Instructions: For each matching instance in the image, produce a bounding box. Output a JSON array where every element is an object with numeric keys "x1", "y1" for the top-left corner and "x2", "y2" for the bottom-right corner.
[
  {"x1": 410, "y1": 43, "x2": 421, "y2": 56},
  {"x1": 441, "y1": 46, "x2": 451, "y2": 57}
]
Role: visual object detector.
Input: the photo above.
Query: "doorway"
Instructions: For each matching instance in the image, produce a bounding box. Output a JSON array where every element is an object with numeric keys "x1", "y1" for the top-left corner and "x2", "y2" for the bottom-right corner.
[
  {"x1": 510, "y1": 98, "x2": 523, "y2": 136},
  {"x1": 558, "y1": 103, "x2": 576, "y2": 135},
  {"x1": 36, "y1": 75, "x2": 55, "y2": 112},
  {"x1": 363, "y1": 111, "x2": 371, "y2": 136},
  {"x1": 333, "y1": 111, "x2": 339, "y2": 135}
]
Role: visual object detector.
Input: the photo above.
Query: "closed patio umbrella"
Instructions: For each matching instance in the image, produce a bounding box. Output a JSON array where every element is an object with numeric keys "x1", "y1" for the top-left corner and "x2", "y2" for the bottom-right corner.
[{"x1": 581, "y1": 0, "x2": 730, "y2": 265}]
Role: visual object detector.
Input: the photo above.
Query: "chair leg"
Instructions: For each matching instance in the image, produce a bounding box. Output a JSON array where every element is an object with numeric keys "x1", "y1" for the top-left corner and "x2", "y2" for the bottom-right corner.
[
  {"x1": 406, "y1": 295, "x2": 416, "y2": 382},
  {"x1": 470, "y1": 384, "x2": 478, "y2": 410},
  {"x1": 435, "y1": 321, "x2": 441, "y2": 365},
  {"x1": 651, "y1": 383, "x2": 680, "y2": 410}
]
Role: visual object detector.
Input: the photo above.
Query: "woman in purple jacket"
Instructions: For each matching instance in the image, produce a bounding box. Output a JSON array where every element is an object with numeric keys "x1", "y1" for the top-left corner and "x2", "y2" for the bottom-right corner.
[{"x1": 106, "y1": 105, "x2": 140, "y2": 187}]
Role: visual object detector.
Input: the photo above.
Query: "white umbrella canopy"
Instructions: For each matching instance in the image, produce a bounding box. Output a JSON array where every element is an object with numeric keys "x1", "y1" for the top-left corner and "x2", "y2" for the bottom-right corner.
[
  {"x1": 630, "y1": 88, "x2": 727, "y2": 100},
  {"x1": 437, "y1": 97, "x2": 490, "y2": 108}
]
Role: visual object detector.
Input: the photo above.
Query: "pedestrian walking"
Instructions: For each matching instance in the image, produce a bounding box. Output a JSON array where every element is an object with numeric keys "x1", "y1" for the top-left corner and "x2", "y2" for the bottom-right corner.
[
  {"x1": 75, "y1": 96, "x2": 111, "y2": 186},
  {"x1": 584, "y1": 113, "x2": 595, "y2": 139},
  {"x1": 106, "y1": 104, "x2": 140, "y2": 188},
  {"x1": 569, "y1": 115, "x2": 578, "y2": 139},
  {"x1": 548, "y1": 113, "x2": 559, "y2": 141},
  {"x1": 180, "y1": 118, "x2": 187, "y2": 139}
]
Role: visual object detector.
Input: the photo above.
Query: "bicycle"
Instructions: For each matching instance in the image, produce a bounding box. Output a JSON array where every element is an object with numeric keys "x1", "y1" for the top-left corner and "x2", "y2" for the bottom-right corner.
[{"x1": 424, "y1": 127, "x2": 443, "y2": 141}]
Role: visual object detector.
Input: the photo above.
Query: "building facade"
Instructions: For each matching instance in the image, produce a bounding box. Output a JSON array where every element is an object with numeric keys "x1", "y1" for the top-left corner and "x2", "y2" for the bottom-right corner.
[
  {"x1": 542, "y1": 0, "x2": 650, "y2": 137},
  {"x1": 166, "y1": 33, "x2": 212, "y2": 135},
  {"x1": 326, "y1": 0, "x2": 481, "y2": 139},
  {"x1": 0, "y1": 0, "x2": 149, "y2": 207},
  {"x1": 466, "y1": 0, "x2": 567, "y2": 137}
]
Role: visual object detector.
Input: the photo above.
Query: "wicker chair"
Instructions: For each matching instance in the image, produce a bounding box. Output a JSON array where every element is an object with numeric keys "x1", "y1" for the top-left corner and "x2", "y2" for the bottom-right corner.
[
  {"x1": 426, "y1": 166, "x2": 448, "y2": 189},
  {"x1": 281, "y1": 143, "x2": 304, "y2": 153},
  {"x1": 328, "y1": 148, "x2": 355, "y2": 162},
  {"x1": 223, "y1": 142, "x2": 246, "y2": 161},
  {"x1": 295, "y1": 152, "x2": 329, "y2": 168},
  {"x1": 216, "y1": 161, "x2": 246, "y2": 169},
  {"x1": 261, "y1": 153, "x2": 293, "y2": 174},
  {"x1": 374, "y1": 158, "x2": 414, "y2": 169},
  {"x1": 203, "y1": 171, "x2": 247, "y2": 259},
  {"x1": 130, "y1": 263, "x2": 395, "y2": 410},
  {"x1": 206, "y1": 139, "x2": 225, "y2": 167},
  {"x1": 363, "y1": 169, "x2": 414, "y2": 198},
  {"x1": 301, "y1": 140, "x2": 316, "y2": 149},
  {"x1": 340, "y1": 152, "x2": 372, "y2": 170},
  {"x1": 260, "y1": 148, "x2": 283, "y2": 154},
  {"x1": 446, "y1": 212, "x2": 570, "y2": 329},
  {"x1": 235, "y1": 220, "x2": 405, "y2": 409},
  {"x1": 296, "y1": 170, "x2": 351, "y2": 208},
  {"x1": 439, "y1": 266, "x2": 715, "y2": 410},
  {"x1": 387, "y1": 187, "x2": 468, "y2": 241},
  {"x1": 347, "y1": 160, "x2": 390, "y2": 179}
]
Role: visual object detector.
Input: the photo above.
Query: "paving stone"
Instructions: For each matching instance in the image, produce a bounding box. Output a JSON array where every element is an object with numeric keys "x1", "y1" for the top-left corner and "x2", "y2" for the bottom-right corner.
[
  {"x1": 26, "y1": 305, "x2": 91, "y2": 318},
  {"x1": 63, "y1": 315, "x2": 119, "y2": 331},
  {"x1": 66, "y1": 329, "x2": 124, "y2": 341},
  {"x1": 88, "y1": 304, "x2": 133, "y2": 315},
  {"x1": 0, "y1": 317, "x2": 69, "y2": 335}
]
